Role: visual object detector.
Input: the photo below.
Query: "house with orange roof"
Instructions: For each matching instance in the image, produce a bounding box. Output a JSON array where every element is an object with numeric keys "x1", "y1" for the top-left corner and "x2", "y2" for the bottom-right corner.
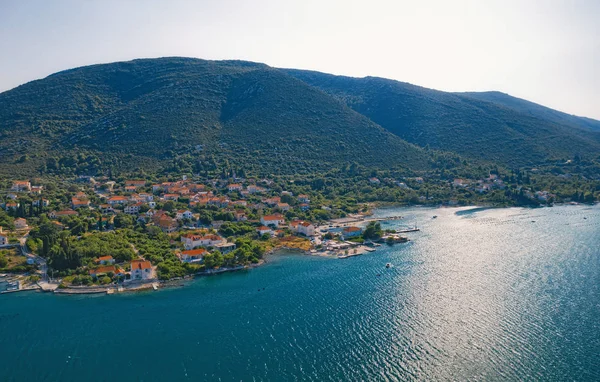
[
  {"x1": 125, "y1": 180, "x2": 146, "y2": 188},
  {"x1": 157, "y1": 215, "x2": 178, "y2": 233},
  {"x1": 342, "y1": 226, "x2": 363, "y2": 239},
  {"x1": 130, "y1": 259, "x2": 154, "y2": 280},
  {"x1": 276, "y1": 202, "x2": 290, "y2": 212},
  {"x1": 298, "y1": 194, "x2": 310, "y2": 203},
  {"x1": 107, "y1": 195, "x2": 128, "y2": 205},
  {"x1": 89, "y1": 265, "x2": 122, "y2": 278},
  {"x1": 95, "y1": 255, "x2": 115, "y2": 265},
  {"x1": 260, "y1": 214, "x2": 285, "y2": 228},
  {"x1": 181, "y1": 233, "x2": 225, "y2": 249},
  {"x1": 227, "y1": 184, "x2": 243, "y2": 192},
  {"x1": 71, "y1": 197, "x2": 91, "y2": 209},
  {"x1": 175, "y1": 210, "x2": 193, "y2": 220},
  {"x1": 257, "y1": 226, "x2": 274, "y2": 236},
  {"x1": 180, "y1": 248, "x2": 207, "y2": 263},
  {"x1": 11, "y1": 181, "x2": 31, "y2": 192},
  {"x1": 14, "y1": 218, "x2": 28, "y2": 230},
  {"x1": 163, "y1": 194, "x2": 179, "y2": 201},
  {"x1": 5, "y1": 202, "x2": 19, "y2": 211},
  {"x1": 290, "y1": 221, "x2": 315, "y2": 236},
  {"x1": 49, "y1": 210, "x2": 78, "y2": 219}
]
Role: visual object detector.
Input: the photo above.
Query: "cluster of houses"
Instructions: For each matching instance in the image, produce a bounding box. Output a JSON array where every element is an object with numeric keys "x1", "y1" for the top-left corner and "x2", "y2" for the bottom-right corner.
[
  {"x1": 87, "y1": 255, "x2": 155, "y2": 281},
  {"x1": 3, "y1": 178, "x2": 324, "y2": 270}
]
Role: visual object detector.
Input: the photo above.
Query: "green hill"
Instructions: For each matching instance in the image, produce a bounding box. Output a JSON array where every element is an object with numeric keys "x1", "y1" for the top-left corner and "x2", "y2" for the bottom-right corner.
[
  {"x1": 458, "y1": 91, "x2": 600, "y2": 132},
  {"x1": 0, "y1": 58, "x2": 430, "y2": 176},
  {"x1": 284, "y1": 69, "x2": 600, "y2": 166}
]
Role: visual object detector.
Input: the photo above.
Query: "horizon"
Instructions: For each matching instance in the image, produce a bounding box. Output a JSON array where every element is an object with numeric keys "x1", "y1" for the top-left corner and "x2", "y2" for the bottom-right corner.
[{"x1": 1, "y1": 0, "x2": 599, "y2": 120}]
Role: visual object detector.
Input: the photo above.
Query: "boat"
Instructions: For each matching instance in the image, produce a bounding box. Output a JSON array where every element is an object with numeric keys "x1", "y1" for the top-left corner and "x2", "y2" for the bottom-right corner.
[
  {"x1": 432, "y1": 215, "x2": 438, "y2": 219},
  {"x1": 395, "y1": 227, "x2": 420, "y2": 233},
  {"x1": 385, "y1": 263, "x2": 392, "y2": 268}
]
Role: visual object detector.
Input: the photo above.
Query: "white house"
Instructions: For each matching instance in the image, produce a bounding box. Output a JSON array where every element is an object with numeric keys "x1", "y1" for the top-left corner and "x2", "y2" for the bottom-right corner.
[
  {"x1": 124, "y1": 204, "x2": 141, "y2": 215},
  {"x1": 95, "y1": 255, "x2": 116, "y2": 265},
  {"x1": 130, "y1": 259, "x2": 154, "y2": 281},
  {"x1": 342, "y1": 226, "x2": 362, "y2": 239},
  {"x1": 11, "y1": 181, "x2": 31, "y2": 192},
  {"x1": 260, "y1": 214, "x2": 285, "y2": 227},
  {"x1": 257, "y1": 226, "x2": 274, "y2": 236},
  {"x1": 290, "y1": 221, "x2": 316, "y2": 236},
  {"x1": 180, "y1": 248, "x2": 207, "y2": 263},
  {"x1": 0, "y1": 234, "x2": 7, "y2": 245},
  {"x1": 175, "y1": 210, "x2": 193, "y2": 220},
  {"x1": 181, "y1": 234, "x2": 225, "y2": 250},
  {"x1": 14, "y1": 218, "x2": 28, "y2": 230}
]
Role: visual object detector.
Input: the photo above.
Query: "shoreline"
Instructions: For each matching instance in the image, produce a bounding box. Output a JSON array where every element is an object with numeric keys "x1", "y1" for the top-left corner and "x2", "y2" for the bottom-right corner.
[{"x1": 5, "y1": 203, "x2": 596, "y2": 297}]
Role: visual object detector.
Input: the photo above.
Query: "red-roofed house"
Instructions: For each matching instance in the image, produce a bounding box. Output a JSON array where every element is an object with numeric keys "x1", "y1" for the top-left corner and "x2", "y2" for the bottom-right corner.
[
  {"x1": 130, "y1": 259, "x2": 154, "y2": 280},
  {"x1": 260, "y1": 214, "x2": 285, "y2": 228},
  {"x1": 180, "y1": 248, "x2": 207, "y2": 263}
]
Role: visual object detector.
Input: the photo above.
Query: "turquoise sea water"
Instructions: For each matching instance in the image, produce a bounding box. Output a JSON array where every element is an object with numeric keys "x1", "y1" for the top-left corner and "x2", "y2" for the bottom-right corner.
[{"x1": 1, "y1": 205, "x2": 599, "y2": 381}]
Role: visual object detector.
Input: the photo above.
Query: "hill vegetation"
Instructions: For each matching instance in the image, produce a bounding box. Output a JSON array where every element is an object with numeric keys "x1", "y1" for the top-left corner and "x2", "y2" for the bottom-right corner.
[
  {"x1": 0, "y1": 57, "x2": 430, "y2": 177},
  {"x1": 284, "y1": 69, "x2": 600, "y2": 167}
]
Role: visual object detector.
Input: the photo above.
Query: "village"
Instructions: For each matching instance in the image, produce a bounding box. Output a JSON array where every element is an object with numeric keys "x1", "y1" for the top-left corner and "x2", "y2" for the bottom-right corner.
[{"x1": 0, "y1": 176, "x2": 414, "y2": 295}]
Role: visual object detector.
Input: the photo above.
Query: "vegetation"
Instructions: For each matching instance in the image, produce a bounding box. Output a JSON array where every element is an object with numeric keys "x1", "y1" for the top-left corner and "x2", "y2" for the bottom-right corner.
[{"x1": 285, "y1": 69, "x2": 600, "y2": 167}]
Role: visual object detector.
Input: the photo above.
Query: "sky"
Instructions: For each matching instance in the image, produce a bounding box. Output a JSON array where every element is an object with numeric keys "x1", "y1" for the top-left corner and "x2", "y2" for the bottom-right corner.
[{"x1": 1, "y1": 0, "x2": 599, "y2": 119}]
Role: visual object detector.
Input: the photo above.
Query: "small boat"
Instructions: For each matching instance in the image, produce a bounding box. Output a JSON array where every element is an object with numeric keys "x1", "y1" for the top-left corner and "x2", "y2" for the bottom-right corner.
[
  {"x1": 432, "y1": 215, "x2": 438, "y2": 219},
  {"x1": 385, "y1": 263, "x2": 392, "y2": 268}
]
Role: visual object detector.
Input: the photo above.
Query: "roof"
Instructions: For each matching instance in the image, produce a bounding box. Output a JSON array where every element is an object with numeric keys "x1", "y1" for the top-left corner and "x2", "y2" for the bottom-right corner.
[
  {"x1": 89, "y1": 265, "x2": 117, "y2": 275},
  {"x1": 181, "y1": 248, "x2": 207, "y2": 257},
  {"x1": 262, "y1": 214, "x2": 284, "y2": 221},
  {"x1": 343, "y1": 226, "x2": 362, "y2": 232},
  {"x1": 258, "y1": 226, "x2": 272, "y2": 231},
  {"x1": 108, "y1": 196, "x2": 128, "y2": 201},
  {"x1": 131, "y1": 259, "x2": 152, "y2": 270},
  {"x1": 96, "y1": 255, "x2": 114, "y2": 262}
]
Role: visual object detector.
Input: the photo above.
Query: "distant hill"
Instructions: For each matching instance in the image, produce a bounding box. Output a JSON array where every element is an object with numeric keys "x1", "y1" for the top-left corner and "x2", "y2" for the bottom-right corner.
[
  {"x1": 284, "y1": 69, "x2": 600, "y2": 166},
  {"x1": 1, "y1": 57, "x2": 599, "y2": 178},
  {"x1": 458, "y1": 91, "x2": 600, "y2": 132},
  {"x1": 0, "y1": 58, "x2": 429, "y2": 176}
]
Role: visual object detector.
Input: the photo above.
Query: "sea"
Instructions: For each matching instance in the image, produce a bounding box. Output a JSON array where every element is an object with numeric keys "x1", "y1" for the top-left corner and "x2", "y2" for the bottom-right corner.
[{"x1": 1, "y1": 205, "x2": 599, "y2": 381}]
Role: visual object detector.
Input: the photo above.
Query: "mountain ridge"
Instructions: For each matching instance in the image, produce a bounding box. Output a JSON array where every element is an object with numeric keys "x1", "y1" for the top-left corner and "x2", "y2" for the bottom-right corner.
[{"x1": 1, "y1": 57, "x2": 599, "y2": 177}]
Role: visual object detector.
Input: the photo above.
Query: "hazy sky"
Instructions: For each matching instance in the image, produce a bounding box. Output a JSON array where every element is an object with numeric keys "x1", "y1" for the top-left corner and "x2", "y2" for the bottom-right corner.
[{"x1": 1, "y1": 0, "x2": 599, "y2": 119}]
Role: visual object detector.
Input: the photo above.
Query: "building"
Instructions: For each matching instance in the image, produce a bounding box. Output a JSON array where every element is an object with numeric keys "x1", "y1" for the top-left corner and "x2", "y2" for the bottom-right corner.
[
  {"x1": 95, "y1": 255, "x2": 115, "y2": 265},
  {"x1": 227, "y1": 184, "x2": 243, "y2": 192},
  {"x1": 32, "y1": 199, "x2": 50, "y2": 207},
  {"x1": 71, "y1": 197, "x2": 90, "y2": 209},
  {"x1": 0, "y1": 233, "x2": 7, "y2": 245},
  {"x1": 124, "y1": 203, "x2": 142, "y2": 215},
  {"x1": 107, "y1": 196, "x2": 128, "y2": 205},
  {"x1": 276, "y1": 203, "x2": 290, "y2": 212},
  {"x1": 14, "y1": 218, "x2": 28, "y2": 230},
  {"x1": 130, "y1": 259, "x2": 154, "y2": 280},
  {"x1": 49, "y1": 210, "x2": 78, "y2": 219},
  {"x1": 31, "y1": 186, "x2": 43, "y2": 194},
  {"x1": 89, "y1": 265, "x2": 123, "y2": 278},
  {"x1": 125, "y1": 180, "x2": 146, "y2": 188},
  {"x1": 157, "y1": 215, "x2": 178, "y2": 233},
  {"x1": 234, "y1": 210, "x2": 247, "y2": 221},
  {"x1": 181, "y1": 234, "x2": 225, "y2": 249},
  {"x1": 257, "y1": 226, "x2": 274, "y2": 236},
  {"x1": 11, "y1": 181, "x2": 31, "y2": 192},
  {"x1": 180, "y1": 248, "x2": 207, "y2": 263},
  {"x1": 369, "y1": 177, "x2": 380, "y2": 184},
  {"x1": 175, "y1": 210, "x2": 193, "y2": 220},
  {"x1": 260, "y1": 214, "x2": 285, "y2": 228},
  {"x1": 342, "y1": 226, "x2": 363, "y2": 239},
  {"x1": 290, "y1": 221, "x2": 316, "y2": 236},
  {"x1": 298, "y1": 194, "x2": 310, "y2": 203},
  {"x1": 299, "y1": 203, "x2": 310, "y2": 211}
]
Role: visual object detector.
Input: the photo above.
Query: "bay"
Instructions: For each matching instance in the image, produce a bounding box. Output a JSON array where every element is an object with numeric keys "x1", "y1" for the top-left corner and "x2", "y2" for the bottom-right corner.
[{"x1": 1, "y1": 205, "x2": 599, "y2": 381}]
